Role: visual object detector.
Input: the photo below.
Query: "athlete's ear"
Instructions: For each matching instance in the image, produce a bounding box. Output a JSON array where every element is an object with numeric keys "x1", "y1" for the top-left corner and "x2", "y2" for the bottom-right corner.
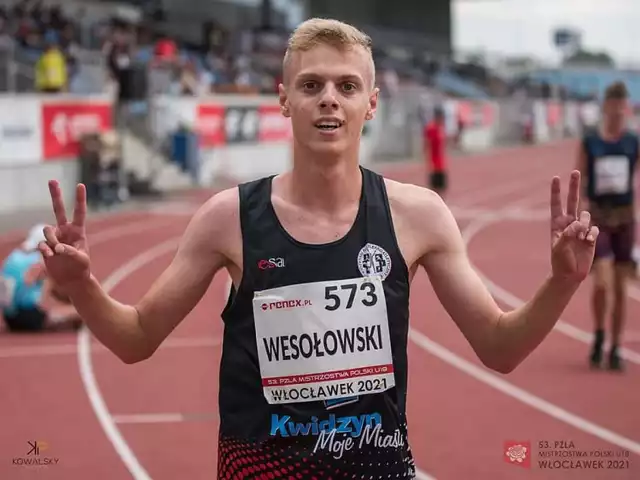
[
  {"x1": 365, "y1": 87, "x2": 379, "y2": 121},
  {"x1": 278, "y1": 83, "x2": 291, "y2": 118}
]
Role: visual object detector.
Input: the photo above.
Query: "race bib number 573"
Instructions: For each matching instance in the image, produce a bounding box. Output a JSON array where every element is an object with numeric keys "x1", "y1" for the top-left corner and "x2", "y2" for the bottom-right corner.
[{"x1": 252, "y1": 276, "x2": 395, "y2": 405}]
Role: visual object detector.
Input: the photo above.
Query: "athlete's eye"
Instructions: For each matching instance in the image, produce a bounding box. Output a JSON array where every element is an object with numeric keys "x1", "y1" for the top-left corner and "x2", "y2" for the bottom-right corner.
[
  {"x1": 342, "y1": 83, "x2": 357, "y2": 92},
  {"x1": 303, "y1": 81, "x2": 318, "y2": 91}
]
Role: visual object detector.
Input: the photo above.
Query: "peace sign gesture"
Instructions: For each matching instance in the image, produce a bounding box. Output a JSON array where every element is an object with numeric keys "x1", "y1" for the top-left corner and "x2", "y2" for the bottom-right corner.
[
  {"x1": 549, "y1": 170, "x2": 600, "y2": 283},
  {"x1": 38, "y1": 180, "x2": 91, "y2": 288}
]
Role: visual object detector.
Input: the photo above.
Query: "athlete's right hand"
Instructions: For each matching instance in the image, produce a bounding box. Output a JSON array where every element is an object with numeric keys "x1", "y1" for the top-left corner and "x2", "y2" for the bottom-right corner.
[{"x1": 38, "y1": 180, "x2": 91, "y2": 289}]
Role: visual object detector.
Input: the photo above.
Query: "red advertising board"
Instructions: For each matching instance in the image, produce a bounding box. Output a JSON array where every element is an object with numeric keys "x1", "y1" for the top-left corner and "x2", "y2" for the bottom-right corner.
[
  {"x1": 42, "y1": 102, "x2": 112, "y2": 159},
  {"x1": 196, "y1": 104, "x2": 226, "y2": 147},
  {"x1": 258, "y1": 105, "x2": 292, "y2": 142}
]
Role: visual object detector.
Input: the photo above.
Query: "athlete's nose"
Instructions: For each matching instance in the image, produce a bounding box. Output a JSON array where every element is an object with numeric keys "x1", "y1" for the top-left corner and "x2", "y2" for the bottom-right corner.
[{"x1": 318, "y1": 84, "x2": 340, "y2": 110}]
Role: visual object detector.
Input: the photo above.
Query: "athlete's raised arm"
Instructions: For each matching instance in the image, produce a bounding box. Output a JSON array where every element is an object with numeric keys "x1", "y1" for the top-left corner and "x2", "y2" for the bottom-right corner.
[
  {"x1": 394, "y1": 171, "x2": 599, "y2": 373},
  {"x1": 39, "y1": 180, "x2": 236, "y2": 363}
]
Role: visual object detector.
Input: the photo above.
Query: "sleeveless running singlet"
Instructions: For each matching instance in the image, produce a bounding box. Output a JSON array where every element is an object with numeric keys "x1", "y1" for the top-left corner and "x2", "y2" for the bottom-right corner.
[
  {"x1": 218, "y1": 166, "x2": 415, "y2": 478},
  {"x1": 583, "y1": 129, "x2": 639, "y2": 208}
]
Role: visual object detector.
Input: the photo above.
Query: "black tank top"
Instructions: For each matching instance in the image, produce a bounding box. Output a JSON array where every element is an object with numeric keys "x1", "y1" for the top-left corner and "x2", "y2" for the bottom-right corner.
[
  {"x1": 583, "y1": 128, "x2": 639, "y2": 207},
  {"x1": 218, "y1": 166, "x2": 415, "y2": 478}
]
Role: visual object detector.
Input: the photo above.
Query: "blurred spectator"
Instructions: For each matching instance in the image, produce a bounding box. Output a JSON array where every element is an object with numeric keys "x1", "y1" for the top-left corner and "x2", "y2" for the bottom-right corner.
[
  {"x1": 154, "y1": 35, "x2": 177, "y2": 61},
  {"x1": 0, "y1": 8, "x2": 12, "y2": 46},
  {"x1": 170, "y1": 57, "x2": 212, "y2": 96},
  {"x1": 232, "y1": 55, "x2": 261, "y2": 94},
  {"x1": 104, "y1": 28, "x2": 134, "y2": 102},
  {"x1": 35, "y1": 39, "x2": 67, "y2": 92},
  {"x1": 202, "y1": 20, "x2": 227, "y2": 57}
]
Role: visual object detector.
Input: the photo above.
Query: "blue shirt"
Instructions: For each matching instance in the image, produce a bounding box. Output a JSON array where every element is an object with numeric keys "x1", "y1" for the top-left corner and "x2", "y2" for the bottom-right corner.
[{"x1": 0, "y1": 249, "x2": 44, "y2": 316}]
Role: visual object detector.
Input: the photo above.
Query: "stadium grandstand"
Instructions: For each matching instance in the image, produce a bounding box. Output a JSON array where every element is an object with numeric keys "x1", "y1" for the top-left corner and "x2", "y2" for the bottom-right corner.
[{"x1": 0, "y1": 0, "x2": 593, "y2": 210}]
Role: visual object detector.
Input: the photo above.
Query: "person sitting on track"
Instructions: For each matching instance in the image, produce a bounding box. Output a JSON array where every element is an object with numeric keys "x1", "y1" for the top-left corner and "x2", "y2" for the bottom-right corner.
[
  {"x1": 576, "y1": 80, "x2": 637, "y2": 372},
  {"x1": 0, "y1": 224, "x2": 81, "y2": 333},
  {"x1": 37, "y1": 18, "x2": 599, "y2": 478}
]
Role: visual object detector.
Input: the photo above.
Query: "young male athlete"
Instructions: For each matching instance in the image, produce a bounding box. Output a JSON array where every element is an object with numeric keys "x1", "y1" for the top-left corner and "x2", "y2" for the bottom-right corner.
[
  {"x1": 1, "y1": 224, "x2": 80, "y2": 332},
  {"x1": 39, "y1": 19, "x2": 599, "y2": 478},
  {"x1": 576, "y1": 81, "x2": 638, "y2": 372},
  {"x1": 424, "y1": 106, "x2": 448, "y2": 198}
]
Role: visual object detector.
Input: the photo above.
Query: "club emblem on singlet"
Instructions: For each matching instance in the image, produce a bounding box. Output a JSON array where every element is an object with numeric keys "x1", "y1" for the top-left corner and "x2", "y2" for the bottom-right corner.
[{"x1": 357, "y1": 243, "x2": 392, "y2": 281}]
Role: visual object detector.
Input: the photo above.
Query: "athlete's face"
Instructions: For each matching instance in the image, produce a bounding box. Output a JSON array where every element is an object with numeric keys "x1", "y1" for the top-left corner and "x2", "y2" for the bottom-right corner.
[
  {"x1": 279, "y1": 44, "x2": 379, "y2": 157},
  {"x1": 603, "y1": 98, "x2": 628, "y2": 129}
]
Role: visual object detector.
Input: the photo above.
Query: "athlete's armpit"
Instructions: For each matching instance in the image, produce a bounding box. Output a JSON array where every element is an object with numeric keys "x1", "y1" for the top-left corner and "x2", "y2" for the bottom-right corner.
[{"x1": 134, "y1": 188, "x2": 238, "y2": 356}]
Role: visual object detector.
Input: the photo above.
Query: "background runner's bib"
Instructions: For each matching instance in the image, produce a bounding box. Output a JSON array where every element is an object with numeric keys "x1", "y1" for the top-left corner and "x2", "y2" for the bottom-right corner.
[
  {"x1": 594, "y1": 156, "x2": 629, "y2": 195},
  {"x1": 0, "y1": 275, "x2": 16, "y2": 309},
  {"x1": 253, "y1": 275, "x2": 395, "y2": 405}
]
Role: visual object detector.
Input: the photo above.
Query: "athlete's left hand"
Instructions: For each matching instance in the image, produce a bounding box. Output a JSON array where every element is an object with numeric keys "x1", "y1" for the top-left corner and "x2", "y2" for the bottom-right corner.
[{"x1": 549, "y1": 170, "x2": 600, "y2": 283}]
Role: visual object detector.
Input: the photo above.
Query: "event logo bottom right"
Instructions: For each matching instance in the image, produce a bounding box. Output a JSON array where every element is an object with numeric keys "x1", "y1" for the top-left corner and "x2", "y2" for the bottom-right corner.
[{"x1": 503, "y1": 440, "x2": 632, "y2": 472}]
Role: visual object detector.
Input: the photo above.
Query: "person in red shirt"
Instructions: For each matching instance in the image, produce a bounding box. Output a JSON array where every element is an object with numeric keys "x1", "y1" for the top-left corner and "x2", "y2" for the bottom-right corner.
[{"x1": 424, "y1": 107, "x2": 448, "y2": 198}]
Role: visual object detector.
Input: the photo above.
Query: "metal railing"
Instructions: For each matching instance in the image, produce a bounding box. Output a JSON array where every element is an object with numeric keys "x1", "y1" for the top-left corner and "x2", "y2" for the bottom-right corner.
[
  {"x1": 0, "y1": 39, "x2": 109, "y2": 94},
  {"x1": 0, "y1": 39, "x2": 37, "y2": 93}
]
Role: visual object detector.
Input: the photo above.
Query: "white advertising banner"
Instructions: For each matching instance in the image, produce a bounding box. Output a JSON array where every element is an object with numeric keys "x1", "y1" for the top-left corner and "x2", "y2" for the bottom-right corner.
[{"x1": 0, "y1": 97, "x2": 42, "y2": 166}]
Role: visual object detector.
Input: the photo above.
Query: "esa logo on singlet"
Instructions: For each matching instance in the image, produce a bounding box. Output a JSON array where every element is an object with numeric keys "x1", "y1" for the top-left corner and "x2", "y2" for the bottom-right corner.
[
  {"x1": 357, "y1": 243, "x2": 391, "y2": 281},
  {"x1": 258, "y1": 258, "x2": 285, "y2": 270}
]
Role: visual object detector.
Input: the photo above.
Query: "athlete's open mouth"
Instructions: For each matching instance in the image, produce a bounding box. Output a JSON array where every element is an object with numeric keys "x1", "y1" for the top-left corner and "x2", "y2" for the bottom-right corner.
[{"x1": 314, "y1": 119, "x2": 344, "y2": 131}]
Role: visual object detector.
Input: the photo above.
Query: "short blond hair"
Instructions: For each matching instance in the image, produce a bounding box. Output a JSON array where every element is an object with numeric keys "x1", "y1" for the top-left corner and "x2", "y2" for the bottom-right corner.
[{"x1": 283, "y1": 18, "x2": 375, "y2": 85}]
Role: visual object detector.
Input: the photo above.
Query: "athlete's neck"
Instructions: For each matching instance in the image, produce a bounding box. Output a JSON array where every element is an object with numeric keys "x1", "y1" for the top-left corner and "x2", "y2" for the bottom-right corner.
[
  {"x1": 287, "y1": 150, "x2": 362, "y2": 212},
  {"x1": 600, "y1": 122, "x2": 624, "y2": 141}
]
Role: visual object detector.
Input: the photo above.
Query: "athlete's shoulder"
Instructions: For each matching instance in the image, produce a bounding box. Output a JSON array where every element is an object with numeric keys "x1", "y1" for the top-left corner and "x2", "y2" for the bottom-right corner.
[
  {"x1": 185, "y1": 187, "x2": 240, "y2": 243},
  {"x1": 176, "y1": 187, "x2": 241, "y2": 264},
  {"x1": 382, "y1": 177, "x2": 449, "y2": 224},
  {"x1": 195, "y1": 186, "x2": 239, "y2": 220}
]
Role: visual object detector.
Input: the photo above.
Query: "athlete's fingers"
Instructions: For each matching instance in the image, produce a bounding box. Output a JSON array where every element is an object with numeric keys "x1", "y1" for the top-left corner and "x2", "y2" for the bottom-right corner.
[
  {"x1": 43, "y1": 225, "x2": 60, "y2": 247},
  {"x1": 577, "y1": 211, "x2": 591, "y2": 240},
  {"x1": 586, "y1": 225, "x2": 599, "y2": 244},
  {"x1": 72, "y1": 183, "x2": 87, "y2": 227},
  {"x1": 562, "y1": 219, "x2": 588, "y2": 240},
  {"x1": 566, "y1": 170, "x2": 580, "y2": 220},
  {"x1": 48, "y1": 180, "x2": 68, "y2": 226},
  {"x1": 550, "y1": 176, "x2": 563, "y2": 220},
  {"x1": 38, "y1": 241, "x2": 54, "y2": 258},
  {"x1": 52, "y1": 242, "x2": 82, "y2": 258}
]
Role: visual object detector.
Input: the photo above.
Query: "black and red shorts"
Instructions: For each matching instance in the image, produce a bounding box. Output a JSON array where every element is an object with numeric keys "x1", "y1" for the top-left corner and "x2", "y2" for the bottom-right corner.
[{"x1": 592, "y1": 206, "x2": 635, "y2": 265}]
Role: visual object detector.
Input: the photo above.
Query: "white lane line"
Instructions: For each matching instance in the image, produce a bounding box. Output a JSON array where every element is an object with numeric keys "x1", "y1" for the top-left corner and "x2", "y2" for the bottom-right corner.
[
  {"x1": 0, "y1": 336, "x2": 220, "y2": 359},
  {"x1": 113, "y1": 413, "x2": 185, "y2": 424},
  {"x1": 0, "y1": 202, "x2": 196, "y2": 248},
  {"x1": 452, "y1": 206, "x2": 640, "y2": 309},
  {"x1": 407, "y1": 328, "x2": 640, "y2": 455},
  {"x1": 112, "y1": 412, "x2": 219, "y2": 424},
  {"x1": 461, "y1": 213, "x2": 640, "y2": 364},
  {"x1": 453, "y1": 175, "x2": 545, "y2": 207},
  {"x1": 0, "y1": 217, "x2": 175, "y2": 359},
  {"x1": 78, "y1": 237, "x2": 181, "y2": 480}
]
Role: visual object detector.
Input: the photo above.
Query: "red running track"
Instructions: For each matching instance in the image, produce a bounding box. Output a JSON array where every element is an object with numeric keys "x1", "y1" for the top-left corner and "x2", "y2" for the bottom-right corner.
[{"x1": 0, "y1": 139, "x2": 638, "y2": 479}]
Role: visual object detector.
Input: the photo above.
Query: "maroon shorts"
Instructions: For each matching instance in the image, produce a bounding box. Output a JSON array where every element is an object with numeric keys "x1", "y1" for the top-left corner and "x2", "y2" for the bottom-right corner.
[{"x1": 594, "y1": 220, "x2": 635, "y2": 264}]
